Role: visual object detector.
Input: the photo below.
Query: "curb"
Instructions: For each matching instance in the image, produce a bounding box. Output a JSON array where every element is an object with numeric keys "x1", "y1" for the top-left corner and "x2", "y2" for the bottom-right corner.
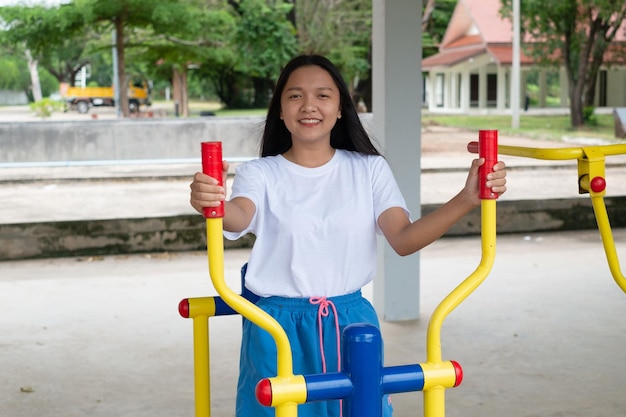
[{"x1": 2, "y1": 197, "x2": 624, "y2": 261}]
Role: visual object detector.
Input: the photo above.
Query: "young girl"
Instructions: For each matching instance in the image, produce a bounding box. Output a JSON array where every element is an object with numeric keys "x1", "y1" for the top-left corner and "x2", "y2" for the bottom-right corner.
[{"x1": 189, "y1": 54, "x2": 507, "y2": 417}]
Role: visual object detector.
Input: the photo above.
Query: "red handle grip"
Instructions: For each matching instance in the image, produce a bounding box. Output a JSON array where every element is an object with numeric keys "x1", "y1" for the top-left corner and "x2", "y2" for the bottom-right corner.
[
  {"x1": 201, "y1": 141, "x2": 224, "y2": 218},
  {"x1": 477, "y1": 130, "x2": 498, "y2": 200}
]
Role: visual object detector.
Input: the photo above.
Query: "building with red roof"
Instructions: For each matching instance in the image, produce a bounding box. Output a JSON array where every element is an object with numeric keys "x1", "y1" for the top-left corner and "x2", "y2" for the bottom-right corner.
[{"x1": 421, "y1": 0, "x2": 626, "y2": 112}]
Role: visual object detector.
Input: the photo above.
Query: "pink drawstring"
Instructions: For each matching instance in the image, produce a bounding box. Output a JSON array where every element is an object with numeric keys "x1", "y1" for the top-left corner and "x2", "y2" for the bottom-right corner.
[
  {"x1": 309, "y1": 296, "x2": 343, "y2": 416},
  {"x1": 309, "y1": 297, "x2": 341, "y2": 373}
]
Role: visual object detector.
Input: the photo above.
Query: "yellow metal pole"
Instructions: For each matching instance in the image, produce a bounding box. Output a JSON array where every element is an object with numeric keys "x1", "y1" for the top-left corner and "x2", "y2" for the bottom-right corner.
[
  {"x1": 424, "y1": 131, "x2": 499, "y2": 417},
  {"x1": 206, "y1": 218, "x2": 298, "y2": 416},
  {"x1": 181, "y1": 295, "x2": 215, "y2": 416},
  {"x1": 423, "y1": 200, "x2": 496, "y2": 417},
  {"x1": 200, "y1": 141, "x2": 297, "y2": 416},
  {"x1": 192, "y1": 315, "x2": 210, "y2": 417},
  {"x1": 590, "y1": 196, "x2": 626, "y2": 293}
]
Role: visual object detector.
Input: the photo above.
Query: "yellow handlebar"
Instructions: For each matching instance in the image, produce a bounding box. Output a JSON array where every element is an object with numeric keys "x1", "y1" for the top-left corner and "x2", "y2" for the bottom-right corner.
[
  {"x1": 494, "y1": 142, "x2": 626, "y2": 293},
  {"x1": 496, "y1": 143, "x2": 626, "y2": 160}
]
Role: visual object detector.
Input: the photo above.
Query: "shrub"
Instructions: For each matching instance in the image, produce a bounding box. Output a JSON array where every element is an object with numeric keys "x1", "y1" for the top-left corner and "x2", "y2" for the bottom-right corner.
[
  {"x1": 29, "y1": 98, "x2": 66, "y2": 119},
  {"x1": 583, "y1": 106, "x2": 598, "y2": 126}
]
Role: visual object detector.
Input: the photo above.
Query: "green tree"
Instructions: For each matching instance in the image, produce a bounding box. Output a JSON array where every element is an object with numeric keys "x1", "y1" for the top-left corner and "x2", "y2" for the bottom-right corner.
[
  {"x1": 0, "y1": 52, "x2": 29, "y2": 94},
  {"x1": 138, "y1": 2, "x2": 238, "y2": 113},
  {"x1": 73, "y1": 0, "x2": 247, "y2": 116},
  {"x1": 0, "y1": 3, "x2": 89, "y2": 91},
  {"x1": 229, "y1": 0, "x2": 298, "y2": 108},
  {"x1": 422, "y1": 0, "x2": 457, "y2": 58},
  {"x1": 191, "y1": 46, "x2": 246, "y2": 108},
  {"x1": 501, "y1": 0, "x2": 626, "y2": 128},
  {"x1": 281, "y1": 0, "x2": 372, "y2": 109},
  {"x1": 75, "y1": 0, "x2": 144, "y2": 116}
]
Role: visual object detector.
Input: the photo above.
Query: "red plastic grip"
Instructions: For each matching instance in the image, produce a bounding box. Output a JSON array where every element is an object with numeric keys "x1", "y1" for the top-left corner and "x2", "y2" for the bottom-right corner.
[
  {"x1": 478, "y1": 130, "x2": 498, "y2": 200},
  {"x1": 201, "y1": 141, "x2": 224, "y2": 218}
]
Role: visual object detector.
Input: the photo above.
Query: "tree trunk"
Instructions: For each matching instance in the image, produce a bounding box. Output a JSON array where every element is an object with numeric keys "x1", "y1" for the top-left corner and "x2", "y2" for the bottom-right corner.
[
  {"x1": 25, "y1": 49, "x2": 43, "y2": 102},
  {"x1": 583, "y1": 69, "x2": 598, "y2": 108},
  {"x1": 172, "y1": 66, "x2": 189, "y2": 117},
  {"x1": 422, "y1": 0, "x2": 435, "y2": 31},
  {"x1": 564, "y1": 28, "x2": 591, "y2": 128},
  {"x1": 569, "y1": 94, "x2": 584, "y2": 127},
  {"x1": 115, "y1": 17, "x2": 129, "y2": 117},
  {"x1": 568, "y1": 72, "x2": 585, "y2": 127}
]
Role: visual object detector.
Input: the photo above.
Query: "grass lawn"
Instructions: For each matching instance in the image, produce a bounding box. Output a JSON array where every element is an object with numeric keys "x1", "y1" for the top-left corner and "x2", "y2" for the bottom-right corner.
[{"x1": 422, "y1": 113, "x2": 621, "y2": 143}]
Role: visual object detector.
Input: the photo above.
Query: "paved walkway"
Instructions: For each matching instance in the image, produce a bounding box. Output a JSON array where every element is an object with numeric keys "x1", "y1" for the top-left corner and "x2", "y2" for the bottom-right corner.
[{"x1": 1, "y1": 229, "x2": 625, "y2": 417}]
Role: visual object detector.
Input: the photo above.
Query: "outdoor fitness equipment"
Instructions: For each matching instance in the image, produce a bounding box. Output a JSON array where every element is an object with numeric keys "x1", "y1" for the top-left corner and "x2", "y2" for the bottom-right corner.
[
  {"x1": 179, "y1": 132, "x2": 500, "y2": 417},
  {"x1": 468, "y1": 139, "x2": 626, "y2": 293}
]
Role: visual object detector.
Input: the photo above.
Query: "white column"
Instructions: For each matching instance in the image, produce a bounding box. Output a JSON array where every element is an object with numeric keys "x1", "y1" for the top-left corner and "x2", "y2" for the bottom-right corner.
[
  {"x1": 479, "y1": 66, "x2": 487, "y2": 109},
  {"x1": 372, "y1": 0, "x2": 422, "y2": 321},
  {"x1": 428, "y1": 72, "x2": 437, "y2": 110},
  {"x1": 521, "y1": 71, "x2": 528, "y2": 110},
  {"x1": 497, "y1": 66, "x2": 506, "y2": 110},
  {"x1": 460, "y1": 70, "x2": 470, "y2": 112},
  {"x1": 450, "y1": 72, "x2": 458, "y2": 109},
  {"x1": 444, "y1": 72, "x2": 452, "y2": 109}
]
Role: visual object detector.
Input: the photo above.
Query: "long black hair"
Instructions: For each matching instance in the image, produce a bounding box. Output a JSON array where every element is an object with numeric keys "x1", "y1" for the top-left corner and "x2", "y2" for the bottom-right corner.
[{"x1": 260, "y1": 54, "x2": 380, "y2": 157}]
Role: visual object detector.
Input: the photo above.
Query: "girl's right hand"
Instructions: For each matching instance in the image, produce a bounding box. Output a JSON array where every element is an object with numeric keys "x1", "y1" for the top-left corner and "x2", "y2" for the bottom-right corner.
[{"x1": 189, "y1": 161, "x2": 229, "y2": 215}]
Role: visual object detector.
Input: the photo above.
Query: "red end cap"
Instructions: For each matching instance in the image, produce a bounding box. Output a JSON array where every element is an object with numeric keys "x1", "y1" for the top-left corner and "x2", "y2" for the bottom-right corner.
[
  {"x1": 178, "y1": 299, "x2": 190, "y2": 318},
  {"x1": 255, "y1": 379, "x2": 273, "y2": 407},
  {"x1": 451, "y1": 360, "x2": 463, "y2": 387},
  {"x1": 590, "y1": 176, "x2": 606, "y2": 193},
  {"x1": 467, "y1": 141, "x2": 479, "y2": 154}
]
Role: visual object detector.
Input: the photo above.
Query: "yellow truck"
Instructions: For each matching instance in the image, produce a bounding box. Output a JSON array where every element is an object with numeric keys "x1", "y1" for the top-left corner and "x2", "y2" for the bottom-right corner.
[{"x1": 60, "y1": 80, "x2": 152, "y2": 114}]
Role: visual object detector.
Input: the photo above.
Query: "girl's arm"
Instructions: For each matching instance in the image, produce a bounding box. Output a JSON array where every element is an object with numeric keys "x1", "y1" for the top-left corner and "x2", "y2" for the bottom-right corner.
[{"x1": 378, "y1": 158, "x2": 506, "y2": 256}]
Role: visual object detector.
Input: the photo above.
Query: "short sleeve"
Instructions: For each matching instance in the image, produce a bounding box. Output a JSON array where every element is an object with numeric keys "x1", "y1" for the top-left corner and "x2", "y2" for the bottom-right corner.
[
  {"x1": 370, "y1": 156, "x2": 410, "y2": 233},
  {"x1": 222, "y1": 161, "x2": 263, "y2": 240}
]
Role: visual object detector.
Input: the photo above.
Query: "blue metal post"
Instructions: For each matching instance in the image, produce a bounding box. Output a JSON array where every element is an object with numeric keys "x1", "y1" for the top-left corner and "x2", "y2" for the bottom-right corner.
[{"x1": 342, "y1": 323, "x2": 383, "y2": 417}]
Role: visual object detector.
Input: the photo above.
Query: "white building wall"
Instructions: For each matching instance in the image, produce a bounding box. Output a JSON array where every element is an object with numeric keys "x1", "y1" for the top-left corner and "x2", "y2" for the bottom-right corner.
[{"x1": 606, "y1": 68, "x2": 626, "y2": 107}]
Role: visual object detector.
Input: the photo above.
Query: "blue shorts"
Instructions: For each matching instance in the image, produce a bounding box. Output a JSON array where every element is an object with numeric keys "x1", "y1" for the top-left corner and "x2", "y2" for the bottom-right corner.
[{"x1": 236, "y1": 290, "x2": 394, "y2": 417}]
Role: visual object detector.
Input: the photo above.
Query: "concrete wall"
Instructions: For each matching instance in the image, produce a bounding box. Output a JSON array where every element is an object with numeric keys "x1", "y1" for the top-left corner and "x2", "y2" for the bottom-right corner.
[
  {"x1": 0, "y1": 115, "x2": 377, "y2": 164},
  {"x1": 0, "y1": 90, "x2": 28, "y2": 105},
  {"x1": 0, "y1": 117, "x2": 265, "y2": 163}
]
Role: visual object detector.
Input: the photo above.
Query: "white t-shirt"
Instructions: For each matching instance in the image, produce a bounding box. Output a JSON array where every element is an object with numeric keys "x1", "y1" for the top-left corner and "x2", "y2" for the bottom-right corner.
[{"x1": 224, "y1": 149, "x2": 409, "y2": 298}]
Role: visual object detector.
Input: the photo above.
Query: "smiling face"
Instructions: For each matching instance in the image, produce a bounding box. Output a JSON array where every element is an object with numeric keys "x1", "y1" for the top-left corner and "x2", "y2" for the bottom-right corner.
[{"x1": 279, "y1": 65, "x2": 342, "y2": 150}]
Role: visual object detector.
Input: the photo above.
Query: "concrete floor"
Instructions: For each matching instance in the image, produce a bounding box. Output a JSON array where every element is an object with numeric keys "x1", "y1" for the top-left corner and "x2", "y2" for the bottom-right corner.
[{"x1": 2, "y1": 228, "x2": 625, "y2": 417}]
